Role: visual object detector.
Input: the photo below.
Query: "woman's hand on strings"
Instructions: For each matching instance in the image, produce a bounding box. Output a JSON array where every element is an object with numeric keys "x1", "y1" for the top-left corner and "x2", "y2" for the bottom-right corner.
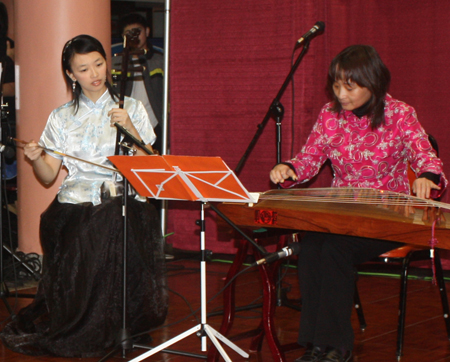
[
  {"x1": 108, "y1": 107, "x2": 155, "y2": 156},
  {"x1": 108, "y1": 108, "x2": 136, "y2": 133},
  {"x1": 412, "y1": 178, "x2": 440, "y2": 199},
  {"x1": 412, "y1": 178, "x2": 443, "y2": 224},
  {"x1": 270, "y1": 164, "x2": 298, "y2": 184}
]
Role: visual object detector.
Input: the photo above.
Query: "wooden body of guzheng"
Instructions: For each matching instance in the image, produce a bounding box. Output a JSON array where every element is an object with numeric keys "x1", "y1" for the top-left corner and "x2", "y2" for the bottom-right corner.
[{"x1": 214, "y1": 187, "x2": 450, "y2": 249}]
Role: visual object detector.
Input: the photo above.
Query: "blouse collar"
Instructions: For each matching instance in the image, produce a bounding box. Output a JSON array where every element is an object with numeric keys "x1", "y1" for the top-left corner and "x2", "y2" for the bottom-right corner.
[
  {"x1": 341, "y1": 94, "x2": 391, "y2": 120},
  {"x1": 80, "y1": 89, "x2": 111, "y2": 109},
  {"x1": 352, "y1": 98, "x2": 372, "y2": 118}
]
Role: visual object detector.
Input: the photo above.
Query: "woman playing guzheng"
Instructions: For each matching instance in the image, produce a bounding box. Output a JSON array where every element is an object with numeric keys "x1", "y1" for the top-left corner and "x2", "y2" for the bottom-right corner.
[
  {"x1": 0, "y1": 35, "x2": 168, "y2": 357},
  {"x1": 270, "y1": 45, "x2": 447, "y2": 362}
]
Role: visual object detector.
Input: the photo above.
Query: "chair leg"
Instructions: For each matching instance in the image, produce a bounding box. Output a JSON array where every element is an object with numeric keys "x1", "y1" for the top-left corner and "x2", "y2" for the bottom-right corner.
[
  {"x1": 354, "y1": 280, "x2": 367, "y2": 331},
  {"x1": 396, "y1": 252, "x2": 413, "y2": 360},
  {"x1": 433, "y1": 250, "x2": 450, "y2": 340}
]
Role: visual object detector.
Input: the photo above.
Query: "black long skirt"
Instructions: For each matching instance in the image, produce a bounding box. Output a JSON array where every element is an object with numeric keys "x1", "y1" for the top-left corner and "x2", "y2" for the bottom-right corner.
[{"x1": 0, "y1": 196, "x2": 168, "y2": 357}]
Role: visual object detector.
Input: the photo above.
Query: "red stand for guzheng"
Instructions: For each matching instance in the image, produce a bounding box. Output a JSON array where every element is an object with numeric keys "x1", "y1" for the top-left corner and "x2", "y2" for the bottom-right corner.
[{"x1": 207, "y1": 233, "x2": 300, "y2": 362}]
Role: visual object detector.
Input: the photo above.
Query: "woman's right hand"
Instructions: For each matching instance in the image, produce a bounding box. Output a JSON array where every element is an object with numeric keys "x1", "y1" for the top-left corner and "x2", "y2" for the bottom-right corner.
[
  {"x1": 24, "y1": 140, "x2": 43, "y2": 162},
  {"x1": 270, "y1": 164, "x2": 298, "y2": 184},
  {"x1": 23, "y1": 140, "x2": 62, "y2": 184}
]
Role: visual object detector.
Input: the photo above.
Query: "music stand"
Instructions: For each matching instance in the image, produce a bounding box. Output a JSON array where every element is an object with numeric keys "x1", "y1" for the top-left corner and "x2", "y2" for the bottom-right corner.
[{"x1": 108, "y1": 155, "x2": 258, "y2": 362}]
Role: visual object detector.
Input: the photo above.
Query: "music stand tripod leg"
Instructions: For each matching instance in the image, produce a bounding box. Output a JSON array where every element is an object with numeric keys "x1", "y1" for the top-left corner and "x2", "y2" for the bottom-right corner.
[
  {"x1": 204, "y1": 324, "x2": 249, "y2": 358},
  {"x1": 198, "y1": 203, "x2": 248, "y2": 360},
  {"x1": 128, "y1": 203, "x2": 249, "y2": 362},
  {"x1": 129, "y1": 325, "x2": 202, "y2": 362}
]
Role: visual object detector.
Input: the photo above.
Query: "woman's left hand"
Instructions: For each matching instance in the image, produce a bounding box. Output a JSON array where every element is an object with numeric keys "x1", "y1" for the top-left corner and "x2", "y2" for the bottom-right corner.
[
  {"x1": 108, "y1": 107, "x2": 152, "y2": 155},
  {"x1": 108, "y1": 108, "x2": 136, "y2": 133},
  {"x1": 412, "y1": 177, "x2": 440, "y2": 199}
]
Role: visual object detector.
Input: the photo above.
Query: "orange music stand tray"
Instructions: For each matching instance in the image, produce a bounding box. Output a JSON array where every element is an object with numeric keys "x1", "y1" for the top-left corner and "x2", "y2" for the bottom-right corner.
[{"x1": 108, "y1": 154, "x2": 257, "y2": 203}]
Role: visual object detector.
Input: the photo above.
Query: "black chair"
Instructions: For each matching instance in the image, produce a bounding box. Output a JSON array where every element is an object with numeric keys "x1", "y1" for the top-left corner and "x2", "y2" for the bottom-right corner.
[{"x1": 355, "y1": 134, "x2": 450, "y2": 360}]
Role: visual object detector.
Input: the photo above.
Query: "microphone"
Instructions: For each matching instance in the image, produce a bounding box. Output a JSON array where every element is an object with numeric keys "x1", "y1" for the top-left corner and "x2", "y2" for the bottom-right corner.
[
  {"x1": 0, "y1": 142, "x2": 15, "y2": 160},
  {"x1": 297, "y1": 21, "x2": 325, "y2": 45},
  {"x1": 254, "y1": 243, "x2": 301, "y2": 266}
]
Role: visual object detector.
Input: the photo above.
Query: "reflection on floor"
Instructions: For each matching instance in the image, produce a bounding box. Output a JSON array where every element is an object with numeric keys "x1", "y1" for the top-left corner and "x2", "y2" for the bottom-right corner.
[{"x1": 1, "y1": 251, "x2": 450, "y2": 362}]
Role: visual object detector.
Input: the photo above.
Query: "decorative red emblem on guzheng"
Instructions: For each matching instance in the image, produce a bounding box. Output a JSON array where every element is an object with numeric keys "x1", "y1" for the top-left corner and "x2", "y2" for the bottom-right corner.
[{"x1": 255, "y1": 209, "x2": 278, "y2": 225}]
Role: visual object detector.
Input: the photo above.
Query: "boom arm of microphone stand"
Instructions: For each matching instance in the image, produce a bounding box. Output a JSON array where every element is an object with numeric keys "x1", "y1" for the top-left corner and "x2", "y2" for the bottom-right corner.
[
  {"x1": 114, "y1": 122, "x2": 154, "y2": 155},
  {"x1": 234, "y1": 40, "x2": 311, "y2": 176},
  {"x1": 207, "y1": 202, "x2": 269, "y2": 256}
]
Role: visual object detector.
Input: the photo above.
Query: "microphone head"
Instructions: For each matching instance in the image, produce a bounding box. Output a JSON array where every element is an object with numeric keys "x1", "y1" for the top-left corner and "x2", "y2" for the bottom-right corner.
[
  {"x1": 315, "y1": 21, "x2": 325, "y2": 32},
  {"x1": 289, "y1": 242, "x2": 301, "y2": 256},
  {"x1": 3, "y1": 145, "x2": 15, "y2": 160}
]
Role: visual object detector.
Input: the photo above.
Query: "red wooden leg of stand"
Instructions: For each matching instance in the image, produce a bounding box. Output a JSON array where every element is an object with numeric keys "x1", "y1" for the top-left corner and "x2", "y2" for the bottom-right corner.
[
  {"x1": 250, "y1": 247, "x2": 286, "y2": 362},
  {"x1": 207, "y1": 239, "x2": 249, "y2": 362},
  {"x1": 248, "y1": 319, "x2": 265, "y2": 353}
]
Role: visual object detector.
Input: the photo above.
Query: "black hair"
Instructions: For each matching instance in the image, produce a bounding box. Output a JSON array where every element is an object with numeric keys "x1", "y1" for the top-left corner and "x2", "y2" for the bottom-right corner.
[
  {"x1": 327, "y1": 45, "x2": 391, "y2": 129},
  {"x1": 61, "y1": 34, "x2": 118, "y2": 113},
  {"x1": 0, "y1": 2, "x2": 8, "y2": 38},
  {"x1": 0, "y1": 3, "x2": 9, "y2": 59},
  {"x1": 118, "y1": 13, "x2": 149, "y2": 35}
]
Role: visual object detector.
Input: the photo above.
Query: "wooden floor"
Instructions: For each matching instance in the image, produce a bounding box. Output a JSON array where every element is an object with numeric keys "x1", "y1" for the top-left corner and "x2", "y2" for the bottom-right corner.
[{"x1": 1, "y1": 256, "x2": 450, "y2": 361}]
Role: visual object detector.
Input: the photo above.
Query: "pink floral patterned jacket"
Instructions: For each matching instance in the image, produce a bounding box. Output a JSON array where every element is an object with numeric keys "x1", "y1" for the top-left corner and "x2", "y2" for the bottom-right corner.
[{"x1": 283, "y1": 94, "x2": 447, "y2": 197}]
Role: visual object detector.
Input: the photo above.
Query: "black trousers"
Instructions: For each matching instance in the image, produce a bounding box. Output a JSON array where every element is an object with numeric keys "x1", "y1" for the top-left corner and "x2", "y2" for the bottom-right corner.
[{"x1": 297, "y1": 232, "x2": 400, "y2": 351}]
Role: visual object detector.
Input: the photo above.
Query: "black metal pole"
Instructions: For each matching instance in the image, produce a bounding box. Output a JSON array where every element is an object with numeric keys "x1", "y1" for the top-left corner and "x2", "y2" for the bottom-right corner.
[
  {"x1": 234, "y1": 40, "x2": 311, "y2": 175},
  {"x1": 118, "y1": 177, "x2": 132, "y2": 356}
]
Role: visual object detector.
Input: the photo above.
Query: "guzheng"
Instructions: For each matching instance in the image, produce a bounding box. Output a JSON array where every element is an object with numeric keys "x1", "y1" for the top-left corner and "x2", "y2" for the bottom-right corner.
[{"x1": 215, "y1": 188, "x2": 450, "y2": 250}]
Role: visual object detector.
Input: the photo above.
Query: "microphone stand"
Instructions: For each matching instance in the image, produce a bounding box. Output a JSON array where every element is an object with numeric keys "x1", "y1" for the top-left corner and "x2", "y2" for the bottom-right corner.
[
  {"x1": 233, "y1": 41, "x2": 314, "y2": 314},
  {"x1": 235, "y1": 39, "x2": 311, "y2": 175},
  {"x1": 0, "y1": 59, "x2": 37, "y2": 317}
]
